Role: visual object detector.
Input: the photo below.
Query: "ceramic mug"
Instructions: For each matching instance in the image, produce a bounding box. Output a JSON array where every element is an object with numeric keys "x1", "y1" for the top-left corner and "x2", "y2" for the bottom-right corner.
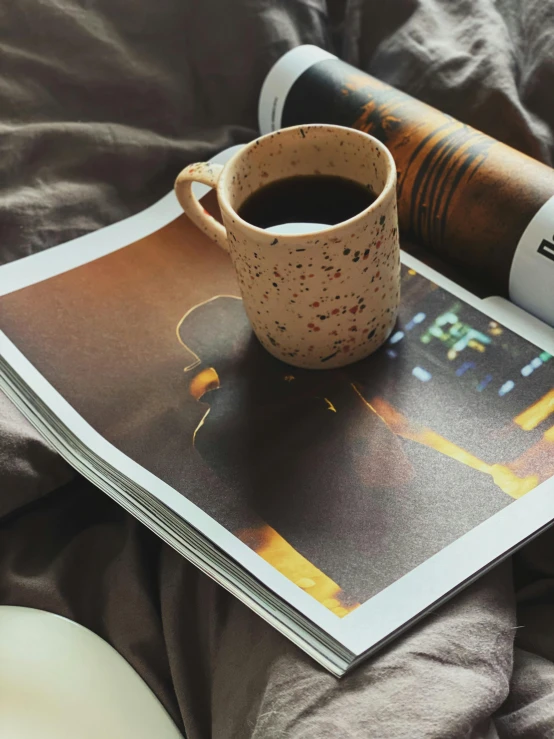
[{"x1": 174, "y1": 124, "x2": 400, "y2": 370}]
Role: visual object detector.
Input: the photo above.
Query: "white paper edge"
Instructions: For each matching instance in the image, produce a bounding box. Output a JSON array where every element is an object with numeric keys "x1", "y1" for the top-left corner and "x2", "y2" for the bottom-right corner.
[
  {"x1": 509, "y1": 195, "x2": 554, "y2": 327},
  {"x1": 258, "y1": 45, "x2": 336, "y2": 134}
]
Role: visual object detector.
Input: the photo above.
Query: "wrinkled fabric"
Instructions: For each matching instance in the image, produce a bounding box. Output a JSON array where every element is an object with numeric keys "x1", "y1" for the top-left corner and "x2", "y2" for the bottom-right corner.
[
  {"x1": 0, "y1": 0, "x2": 329, "y2": 264},
  {"x1": 1, "y1": 1, "x2": 554, "y2": 737},
  {"x1": 0, "y1": 480, "x2": 515, "y2": 739},
  {"x1": 0, "y1": 391, "x2": 74, "y2": 518}
]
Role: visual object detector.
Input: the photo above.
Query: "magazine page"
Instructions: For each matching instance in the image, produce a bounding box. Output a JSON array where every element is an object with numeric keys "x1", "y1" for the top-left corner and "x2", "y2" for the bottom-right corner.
[
  {"x1": 258, "y1": 45, "x2": 554, "y2": 329},
  {"x1": 1, "y1": 156, "x2": 554, "y2": 662}
]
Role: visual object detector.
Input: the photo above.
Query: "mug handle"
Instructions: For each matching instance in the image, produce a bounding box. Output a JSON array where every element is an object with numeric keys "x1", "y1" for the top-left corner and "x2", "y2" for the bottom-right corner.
[{"x1": 174, "y1": 162, "x2": 229, "y2": 252}]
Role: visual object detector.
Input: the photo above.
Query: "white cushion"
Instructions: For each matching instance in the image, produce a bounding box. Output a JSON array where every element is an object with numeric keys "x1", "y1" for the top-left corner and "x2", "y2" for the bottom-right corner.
[{"x1": 0, "y1": 606, "x2": 183, "y2": 739}]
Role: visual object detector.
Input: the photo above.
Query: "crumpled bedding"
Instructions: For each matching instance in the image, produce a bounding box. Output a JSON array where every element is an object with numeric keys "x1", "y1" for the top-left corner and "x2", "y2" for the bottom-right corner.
[{"x1": 1, "y1": 1, "x2": 554, "y2": 737}]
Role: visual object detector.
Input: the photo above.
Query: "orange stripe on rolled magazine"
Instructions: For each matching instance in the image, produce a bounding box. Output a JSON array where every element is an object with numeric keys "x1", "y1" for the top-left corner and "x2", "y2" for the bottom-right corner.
[{"x1": 340, "y1": 70, "x2": 554, "y2": 294}]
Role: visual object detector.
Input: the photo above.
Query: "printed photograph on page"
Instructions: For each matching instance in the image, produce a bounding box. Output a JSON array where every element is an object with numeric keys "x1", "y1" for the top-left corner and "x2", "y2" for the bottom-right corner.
[{"x1": 1, "y1": 211, "x2": 553, "y2": 618}]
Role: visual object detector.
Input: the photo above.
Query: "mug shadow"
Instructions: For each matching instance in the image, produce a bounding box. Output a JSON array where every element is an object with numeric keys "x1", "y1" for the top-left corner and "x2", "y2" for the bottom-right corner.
[{"x1": 178, "y1": 295, "x2": 411, "y2": 540}]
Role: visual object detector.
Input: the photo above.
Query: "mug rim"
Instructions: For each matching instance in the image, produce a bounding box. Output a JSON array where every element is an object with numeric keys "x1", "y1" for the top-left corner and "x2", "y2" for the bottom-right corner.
[{"x1": 217, "y1": 123, "x2": 397, "y2": 241}]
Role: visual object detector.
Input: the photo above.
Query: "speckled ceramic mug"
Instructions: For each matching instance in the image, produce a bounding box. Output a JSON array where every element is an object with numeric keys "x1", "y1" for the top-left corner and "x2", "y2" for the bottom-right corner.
[{"x1": 174, "y1": 124, "x2": 400, "y2": 370}]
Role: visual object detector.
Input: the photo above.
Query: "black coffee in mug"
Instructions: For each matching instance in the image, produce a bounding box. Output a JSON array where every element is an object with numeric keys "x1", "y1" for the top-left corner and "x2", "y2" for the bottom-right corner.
[{"x1": 237, "y1": 174, "x2": 376, "y2": 230}]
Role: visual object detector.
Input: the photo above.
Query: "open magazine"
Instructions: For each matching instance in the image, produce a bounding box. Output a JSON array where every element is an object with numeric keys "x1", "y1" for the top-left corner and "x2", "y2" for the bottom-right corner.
[{"x1": 2, "y1": 54, "x2": 554, "y2": 677}]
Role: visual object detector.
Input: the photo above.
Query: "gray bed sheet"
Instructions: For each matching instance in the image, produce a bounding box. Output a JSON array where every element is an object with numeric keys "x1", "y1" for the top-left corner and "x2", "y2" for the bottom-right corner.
[{"x1": 2, "y1": 1, "x2": 554, "y2": 736}]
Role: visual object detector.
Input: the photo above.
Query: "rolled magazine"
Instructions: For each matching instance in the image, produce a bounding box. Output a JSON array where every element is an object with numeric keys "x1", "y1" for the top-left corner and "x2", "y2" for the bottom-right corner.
[{"x1": 259, "y1": 46, "x2": 554, "y2": 328}]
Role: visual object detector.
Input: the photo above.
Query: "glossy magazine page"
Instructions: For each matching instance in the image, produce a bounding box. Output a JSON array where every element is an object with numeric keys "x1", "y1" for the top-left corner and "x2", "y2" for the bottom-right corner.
[{"x1": 1, "y1": 149, "x2": 554, "y2": 672}]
